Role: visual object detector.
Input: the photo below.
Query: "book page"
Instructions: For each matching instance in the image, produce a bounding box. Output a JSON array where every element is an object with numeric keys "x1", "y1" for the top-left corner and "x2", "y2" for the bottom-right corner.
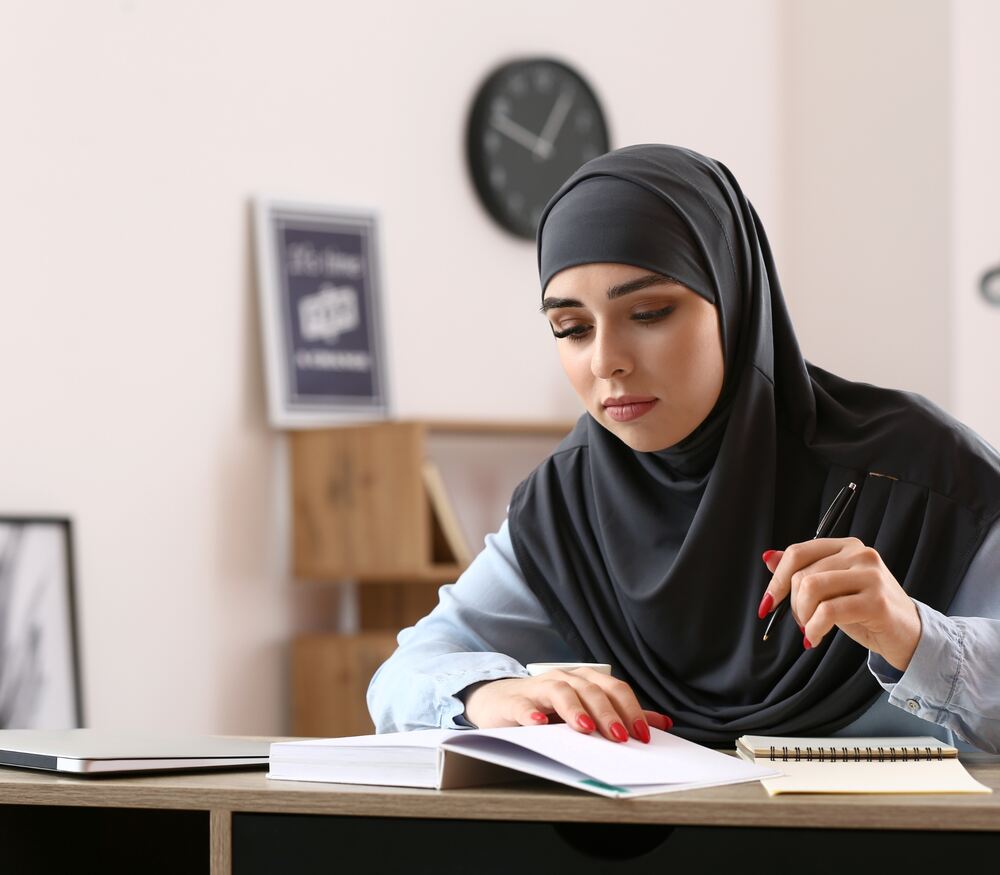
[
  {"x1": 441, "y1": 723, "x2": 779, "y2": 788},
  {"x1": 758, "y1": 758, "x2": 992, "y2": 795}
]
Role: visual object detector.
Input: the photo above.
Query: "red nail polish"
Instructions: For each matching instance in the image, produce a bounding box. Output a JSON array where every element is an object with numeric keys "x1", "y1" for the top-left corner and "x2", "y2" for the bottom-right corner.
[
  {"x1": 762, "y1": 549, "x2": 778, "y2": 564},
  {"x1": 633, "y1": 719, "x2": 650, "y2": 743},
  {"x1": 577, "y1": 714, "x2": 596, "y2": 732},
  {"x1": 803, "y1": 636, "x2": 812, "y2": 649},
  {"x1": 610, "y1": 722, "x2": 629, "y2": 742},
  {"x1": 661, "y1": 713, "x2": 674, "y2": 730},
  {"x1": 530, "y1": 711, "x2": 547, "y2": 723},
  {"x1": 757, "y1": 592, "x2": 774, "y2": 619}
]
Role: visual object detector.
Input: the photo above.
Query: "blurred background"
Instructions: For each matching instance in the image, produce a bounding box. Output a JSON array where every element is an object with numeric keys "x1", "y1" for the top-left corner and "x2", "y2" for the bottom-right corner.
[{"x1": 1, "y1": 0, "x2": 997, "y2": 737}]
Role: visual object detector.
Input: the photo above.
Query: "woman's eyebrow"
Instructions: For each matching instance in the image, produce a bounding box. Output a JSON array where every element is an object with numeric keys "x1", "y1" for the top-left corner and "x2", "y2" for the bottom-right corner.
[
  {"x1": 540, "y1": 274, "x2": 681, "y2": 312},
  {"x1": 607, "y1": 273, "x2": 683, "y2": 300}
]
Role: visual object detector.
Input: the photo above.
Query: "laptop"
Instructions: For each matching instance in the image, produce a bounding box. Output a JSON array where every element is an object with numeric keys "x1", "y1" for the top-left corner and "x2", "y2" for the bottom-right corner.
[{"x1": 0, "y1": 729, "x2": 271, "y2": 776}]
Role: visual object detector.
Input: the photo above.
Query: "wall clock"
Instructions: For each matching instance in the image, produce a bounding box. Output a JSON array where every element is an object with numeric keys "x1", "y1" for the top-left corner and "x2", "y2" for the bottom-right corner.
[{"x1": 466, "y1": 57, "x2": 610, "y2": 240}]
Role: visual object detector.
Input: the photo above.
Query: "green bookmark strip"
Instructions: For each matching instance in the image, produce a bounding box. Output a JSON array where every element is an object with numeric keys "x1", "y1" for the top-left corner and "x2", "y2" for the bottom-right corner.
[{"x1": 580, "y1": 778, "x2": 628, "y2": 795}]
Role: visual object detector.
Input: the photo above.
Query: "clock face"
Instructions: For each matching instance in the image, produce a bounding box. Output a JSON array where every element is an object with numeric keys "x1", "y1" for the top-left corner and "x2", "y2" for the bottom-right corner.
[{"x1": 466, "y1": 58, "x2": 610, "y2": 240}]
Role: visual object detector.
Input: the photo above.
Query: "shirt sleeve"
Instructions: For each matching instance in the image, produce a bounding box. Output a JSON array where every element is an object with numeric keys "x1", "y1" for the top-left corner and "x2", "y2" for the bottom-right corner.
[
  {"x1": 867, "y1": 517, "x2": 1000, "y2": 752},
  {"x1": 366, "y1": 517, "x2": 577, "y2": 733}
]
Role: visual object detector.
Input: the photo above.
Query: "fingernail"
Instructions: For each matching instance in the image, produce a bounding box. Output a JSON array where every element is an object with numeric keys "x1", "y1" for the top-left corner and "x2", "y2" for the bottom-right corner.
[
  {"x1": 633, "y1": 719, "x2": 650, "y2": 743},
  {"x1": 762, "y1": 549, "x2": 778, "y2": 565},
  {"x1": 757, "y1": 592, "x2": 774, "y2": 619},
  {"x1": 661, "y1": 713, "x2": 674, "y2": 730},
  {"x1": 610, "y1": 722, "x2": 629, "y2": 742},
  {"x1": 577, "y1": 713, "x2": 596, "y2": 732},
  {"x1": 803, "y1": 636, "x2": 812, "y2": 649},
  {"x1": 530, "y1": 711, "x2": 547, "y2": 723}
]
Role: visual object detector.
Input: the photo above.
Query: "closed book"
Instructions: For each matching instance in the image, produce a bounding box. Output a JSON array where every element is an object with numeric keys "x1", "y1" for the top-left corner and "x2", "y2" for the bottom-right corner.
[
  {"x1": 735, "y1": 735, "x2": 992, "y2": 795},
  {"x1": 269, "y1": 724, "x2": 779, "y2": 799}
]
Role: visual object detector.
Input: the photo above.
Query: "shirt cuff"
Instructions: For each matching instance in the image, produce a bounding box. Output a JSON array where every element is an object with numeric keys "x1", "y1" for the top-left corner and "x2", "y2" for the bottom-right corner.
[
  {"x1": 434, "y1": 657, "x2": 531, "y2": 729},
  {"x1": 868, "y1": 599, "x2": 963, "y2": 722}
]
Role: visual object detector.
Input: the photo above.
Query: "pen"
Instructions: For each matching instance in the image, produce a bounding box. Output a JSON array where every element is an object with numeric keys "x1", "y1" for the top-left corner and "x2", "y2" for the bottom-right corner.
[{"x1": 762, "y1": 481, "x2": 858, "y2": 641}]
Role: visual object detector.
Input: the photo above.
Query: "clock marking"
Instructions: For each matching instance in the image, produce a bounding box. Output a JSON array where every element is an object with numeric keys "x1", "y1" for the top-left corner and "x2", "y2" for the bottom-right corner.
[
  {"x1": 491, "y1": 96, "x2": 512, "y2": 118},
  {"x1": 508, "y1": 73, "x2": 527, "y2": 95},
  {"x1": 534, "y1": 68, "x2": 554, "y2": 92},
  {"x1": 534, "y1": 88, "x2": 575, "y2": 159},
  {"x1": 490, "y1": 112, "x2": 550, "y2": 158}
]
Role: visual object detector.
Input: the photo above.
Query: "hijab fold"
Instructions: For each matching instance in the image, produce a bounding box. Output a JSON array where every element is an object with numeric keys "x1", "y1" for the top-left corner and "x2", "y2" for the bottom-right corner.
[{"x1": 508, "y1": 144, "x2": 1000, "y2": 744}]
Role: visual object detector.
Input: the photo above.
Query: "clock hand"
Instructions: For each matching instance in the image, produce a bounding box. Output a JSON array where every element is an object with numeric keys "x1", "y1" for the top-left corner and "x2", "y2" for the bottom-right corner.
[
  {"x1": 534, "y1": 89, "x2": 575, "y2": 159},
  {"x1": 490, "y1": 112, "x2": 547, "y2": 155}
]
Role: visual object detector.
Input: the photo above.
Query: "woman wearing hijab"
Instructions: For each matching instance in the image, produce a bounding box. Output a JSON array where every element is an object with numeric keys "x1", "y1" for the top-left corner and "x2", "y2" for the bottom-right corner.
[{"x1": 367, "y1": 144, "x2": 1000, "y2": 751}]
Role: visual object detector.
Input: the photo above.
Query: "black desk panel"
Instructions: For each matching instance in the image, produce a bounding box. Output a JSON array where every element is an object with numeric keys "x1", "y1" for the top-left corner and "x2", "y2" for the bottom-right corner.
[
  {"x1": 0, "y1": 804, "x2": 208, "y2": 875},
  {"x1": 233, "y1": 812, "x2": 1000, "y2": 875}
]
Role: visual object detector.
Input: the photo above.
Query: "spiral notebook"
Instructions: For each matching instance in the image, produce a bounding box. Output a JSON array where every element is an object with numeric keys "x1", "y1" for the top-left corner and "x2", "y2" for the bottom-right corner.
[{"x1": 735, "y1": 735, "x2": 992, "y2": 795}]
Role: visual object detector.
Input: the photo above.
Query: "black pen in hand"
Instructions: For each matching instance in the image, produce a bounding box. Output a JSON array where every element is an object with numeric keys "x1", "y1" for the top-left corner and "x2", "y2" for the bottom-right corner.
[{"x1": 761, "y1": 481, "x2": 858, "y2": 641}]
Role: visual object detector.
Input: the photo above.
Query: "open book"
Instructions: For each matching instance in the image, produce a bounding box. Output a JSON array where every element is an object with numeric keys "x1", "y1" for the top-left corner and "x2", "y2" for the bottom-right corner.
[
  {"x1": 736, "y1": 735, "x2": 992, "y2": 796},
  {"x1": 269, "y1": 724, "x2": 779, "y2": 799}
]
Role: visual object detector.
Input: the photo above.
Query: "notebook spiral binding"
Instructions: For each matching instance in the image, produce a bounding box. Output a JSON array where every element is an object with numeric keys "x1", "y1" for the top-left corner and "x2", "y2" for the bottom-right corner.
[{"x1": 767, "y1": 745, "x2": 947, "y2": 762}]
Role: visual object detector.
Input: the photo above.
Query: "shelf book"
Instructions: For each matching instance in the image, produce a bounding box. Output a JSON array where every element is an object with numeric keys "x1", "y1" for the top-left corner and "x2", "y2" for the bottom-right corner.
[
  {"x1": 421, "y1": 459, "x2": 472, "y2": 567},
  {"x1": 269, "y1": 724, "x2": 778, "y2": 799},
  {"x1": 735, "y1": 735, "x2": 992, "y2": 795}
]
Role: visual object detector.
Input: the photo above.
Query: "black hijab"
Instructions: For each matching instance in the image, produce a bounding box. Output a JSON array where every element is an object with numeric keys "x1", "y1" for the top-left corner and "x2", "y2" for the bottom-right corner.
[{"x1": 508, "y1": 144, "x2": 1000, "y2": 745}]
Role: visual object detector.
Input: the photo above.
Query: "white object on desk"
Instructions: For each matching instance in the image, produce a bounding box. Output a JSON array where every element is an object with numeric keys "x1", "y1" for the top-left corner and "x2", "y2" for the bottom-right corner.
[
  {"x1": 525, "y1": 662, "x2": 611, "y2": 676},
  {"x1": 0, "y1": 729, "x2": 270, "y2": 775},
  {"x1": 269, "y1": 723, "x2": 780, "y2": 799},
  {"x1": 736, "y1": 734, "x2": 992, "y2": 795}
]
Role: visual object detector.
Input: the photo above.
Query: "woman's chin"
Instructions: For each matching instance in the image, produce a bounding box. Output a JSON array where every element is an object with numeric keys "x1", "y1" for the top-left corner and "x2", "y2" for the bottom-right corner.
[{"x1": 596, "y1": 413, "x2": 683, "y2": 453}]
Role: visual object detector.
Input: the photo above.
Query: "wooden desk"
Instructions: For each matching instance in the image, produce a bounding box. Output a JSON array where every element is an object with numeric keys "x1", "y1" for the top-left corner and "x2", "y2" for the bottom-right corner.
[{"x1": 2, "y1": 756, "x2": 1000, "y2": 875}]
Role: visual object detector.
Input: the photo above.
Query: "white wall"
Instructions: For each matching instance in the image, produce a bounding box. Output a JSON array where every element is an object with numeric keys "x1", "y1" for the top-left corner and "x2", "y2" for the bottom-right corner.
[
  {"x1": 952, "y1": 0, "x2": 1000, "y2": 447},
  {"x1": 0, "y1": 0, "x2": 784, "y2": 733},
  {"x1": 780, "y1": 0, "x2": 952, "y2": 408}
]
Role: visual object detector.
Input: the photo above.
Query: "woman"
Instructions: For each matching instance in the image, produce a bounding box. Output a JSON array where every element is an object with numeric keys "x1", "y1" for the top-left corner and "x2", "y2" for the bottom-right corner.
[{"x1": 367, "y1": 144, "x2": 1000, "y2": 751}]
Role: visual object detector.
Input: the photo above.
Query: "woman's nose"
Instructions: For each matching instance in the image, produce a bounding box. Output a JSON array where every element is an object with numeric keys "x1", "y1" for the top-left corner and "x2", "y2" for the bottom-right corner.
[{"x1": 590, "y1": 328, "x2": 633, "y2": 379}]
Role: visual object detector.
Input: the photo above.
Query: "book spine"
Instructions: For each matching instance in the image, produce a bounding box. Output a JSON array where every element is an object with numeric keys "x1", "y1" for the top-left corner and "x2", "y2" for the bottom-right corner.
[{"x1": 764, "y1": 745, "x2": 950, "y2": 762}]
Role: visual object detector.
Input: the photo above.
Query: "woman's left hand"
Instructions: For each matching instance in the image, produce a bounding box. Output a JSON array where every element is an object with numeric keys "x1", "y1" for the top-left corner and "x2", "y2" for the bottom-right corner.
[{"x1": 757, "y1": 538, "x2": 922, "y2": 672}]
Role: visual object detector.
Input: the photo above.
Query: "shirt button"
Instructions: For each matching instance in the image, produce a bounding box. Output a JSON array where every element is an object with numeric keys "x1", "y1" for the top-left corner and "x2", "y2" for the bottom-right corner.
[{"x1": 906, "y1": 698, "x2": 920, "y2": 713}]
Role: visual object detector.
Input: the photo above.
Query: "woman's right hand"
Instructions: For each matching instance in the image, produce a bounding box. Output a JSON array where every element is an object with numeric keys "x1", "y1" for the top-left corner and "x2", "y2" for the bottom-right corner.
[{"x1": 461, "y1": 667, "x2": 673, "y2": 743}]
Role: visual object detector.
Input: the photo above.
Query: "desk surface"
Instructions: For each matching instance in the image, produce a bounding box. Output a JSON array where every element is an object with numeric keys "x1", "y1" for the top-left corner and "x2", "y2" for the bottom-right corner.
[{"x1": 2, "y1": 755, "x2": 1000, "y2": 832}]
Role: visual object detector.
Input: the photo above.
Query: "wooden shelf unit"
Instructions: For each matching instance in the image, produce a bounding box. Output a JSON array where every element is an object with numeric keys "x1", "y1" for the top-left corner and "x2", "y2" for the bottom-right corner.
[{"x1": 289, "y1": 418, "x2": 573, "y2": 736}]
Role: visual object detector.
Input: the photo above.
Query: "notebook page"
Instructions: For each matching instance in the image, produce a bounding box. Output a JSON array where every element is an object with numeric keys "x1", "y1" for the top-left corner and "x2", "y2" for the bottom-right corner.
[{"x1": 758, "y1": 757, "x2": 991, "y2": 795}]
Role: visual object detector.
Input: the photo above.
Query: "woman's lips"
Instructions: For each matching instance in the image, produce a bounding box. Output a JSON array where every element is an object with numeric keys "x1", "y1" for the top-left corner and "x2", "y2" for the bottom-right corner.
[{"x1": 603, "y1": 399, "x2": 658, "y2": 422}]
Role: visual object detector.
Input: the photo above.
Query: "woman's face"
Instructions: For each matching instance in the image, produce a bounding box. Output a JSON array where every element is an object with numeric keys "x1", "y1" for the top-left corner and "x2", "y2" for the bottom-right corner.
[{"x1": 543, "y1": 262, "x2": 725, "y2": 453}]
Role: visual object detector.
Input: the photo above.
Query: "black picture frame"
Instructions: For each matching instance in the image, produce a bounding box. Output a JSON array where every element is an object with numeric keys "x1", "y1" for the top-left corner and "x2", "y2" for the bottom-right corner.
[
  {"x1": 0, "y1": 516, "x2": 84, "y2": 729},
  {"x1": 254, "y1": 197, "x2": 390, "y2": 427}
]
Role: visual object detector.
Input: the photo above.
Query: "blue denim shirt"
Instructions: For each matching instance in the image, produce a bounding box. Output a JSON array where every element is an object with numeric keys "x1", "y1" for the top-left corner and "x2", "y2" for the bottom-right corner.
[{"x1": 367, "y1": 517, "x2": 1000, "y2": 752}]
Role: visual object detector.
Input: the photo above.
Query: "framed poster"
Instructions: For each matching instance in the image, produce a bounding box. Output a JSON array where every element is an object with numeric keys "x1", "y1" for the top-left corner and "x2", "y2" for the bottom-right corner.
[
  {"x1": 254, "y1": 198, "x2": 390, "y2": 427},
  {"x1": 0, "y1": 517, "x2": 83, "y2": 729}
]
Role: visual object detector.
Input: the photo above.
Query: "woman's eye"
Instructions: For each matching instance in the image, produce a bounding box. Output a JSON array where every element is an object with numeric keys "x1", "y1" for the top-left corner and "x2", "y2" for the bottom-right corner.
[
  {"x1": 632, "y1": 305, "x2": 675, "y2": 323},
  {"x1": 550, "y1": 324, "x2": 591, "y2": 342}
]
